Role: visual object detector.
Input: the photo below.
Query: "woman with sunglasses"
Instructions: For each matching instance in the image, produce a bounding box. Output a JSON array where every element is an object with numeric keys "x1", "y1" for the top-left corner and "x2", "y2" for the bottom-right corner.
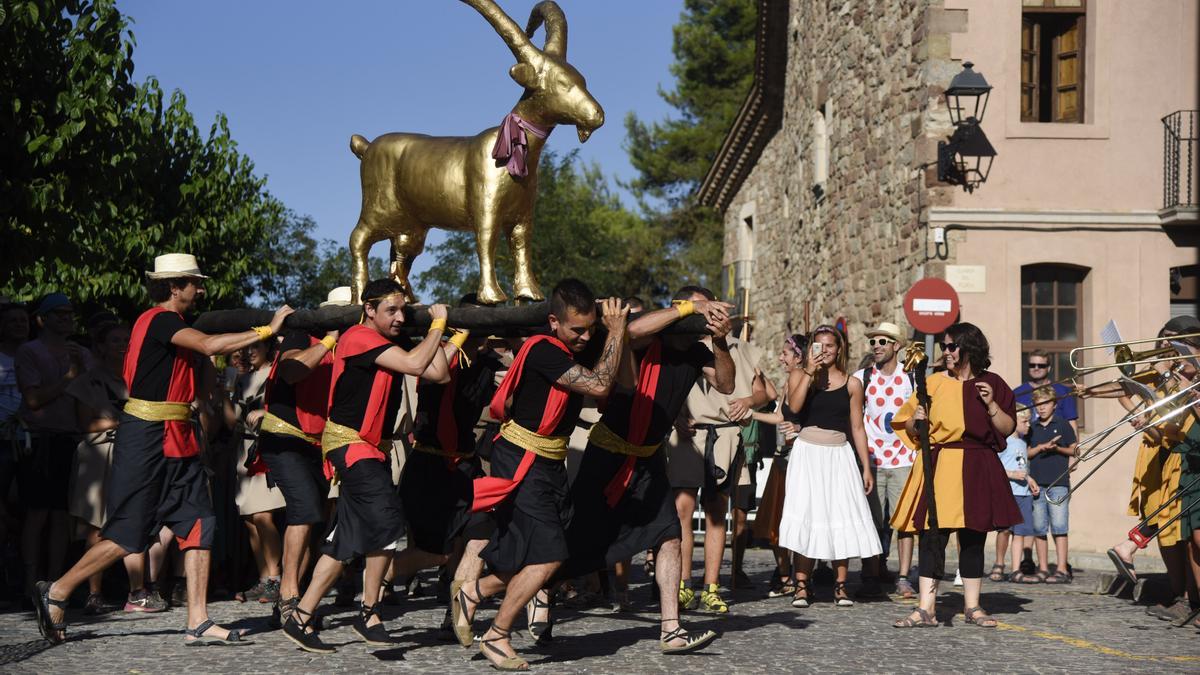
[
  {"x1": 890, "y1": 322, "x2": 1020, "y2": 628},
  {"x1": 778, "y1": 325, "x2": 880, "y2": 608}
]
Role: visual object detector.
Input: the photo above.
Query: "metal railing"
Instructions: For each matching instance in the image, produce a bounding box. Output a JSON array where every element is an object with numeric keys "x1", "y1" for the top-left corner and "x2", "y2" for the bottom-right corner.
[{"x1": 1163, "y1": 110, "x2": 1198, "y2": 209}]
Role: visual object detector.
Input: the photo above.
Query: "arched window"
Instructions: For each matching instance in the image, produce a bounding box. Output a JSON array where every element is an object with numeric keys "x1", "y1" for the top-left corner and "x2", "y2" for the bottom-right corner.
[
  {"x1": 812, "y1": 107, "x2": 828, "y2": 198},
  {"x1": 1021, "y1": 264, "x2": 1087, "y2": 372},
  {"x1": 1021, "y1": 263, "x2": 1088, "y2": 423}
]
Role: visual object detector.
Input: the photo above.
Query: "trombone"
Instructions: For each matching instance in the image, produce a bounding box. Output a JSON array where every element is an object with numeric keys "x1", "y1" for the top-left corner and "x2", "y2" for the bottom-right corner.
[
  {"x1": 1070, "y1": 333, "x2": 1200, "y2": 374},
  {"x1": 1045, "y1": 378, "x2": 1200, "y2": 505}
]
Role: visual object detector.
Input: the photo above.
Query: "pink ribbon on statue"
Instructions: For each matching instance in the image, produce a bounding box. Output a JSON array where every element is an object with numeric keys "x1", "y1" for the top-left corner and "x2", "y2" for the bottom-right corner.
[{"x1": 492, "y1": 113, "x2": 550, "y2": 178}]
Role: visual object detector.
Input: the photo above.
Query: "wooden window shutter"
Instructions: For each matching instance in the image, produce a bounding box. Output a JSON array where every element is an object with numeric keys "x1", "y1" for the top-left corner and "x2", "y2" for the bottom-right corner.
[
  {"x1": 1021, "y1": 17, "x2": 1041, "y2": 122},
  {"x1": 1053, "y1": 16, "x2": 1084, "y2": 122}
]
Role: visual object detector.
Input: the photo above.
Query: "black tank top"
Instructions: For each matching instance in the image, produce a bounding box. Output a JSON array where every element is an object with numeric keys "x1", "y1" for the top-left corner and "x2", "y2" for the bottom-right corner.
[
  {"x1": 782, "y1": 395, "x2": 804, "y2": 425},
  {"x1": 796, "y1": 382, "x2": 851, "y2": 436}
]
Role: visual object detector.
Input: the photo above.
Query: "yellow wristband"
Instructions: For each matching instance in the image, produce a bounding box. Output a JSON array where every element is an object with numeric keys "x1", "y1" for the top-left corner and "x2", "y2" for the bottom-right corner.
[
  {"x1": 449, "y1": 328, "x2": 470, "y2": 350},
  {"x1": 320, "y1": 335, "x2": 337, "y2": 351},
  {"x1": 672, "y1": 300, "x2": 695, "y2": 318},
  {"x1": 428, "y1": 318, "x2": 447, "y2": 333},
  {"x1": 252, "y1": 325, "x2": 273, "y2": 341}
]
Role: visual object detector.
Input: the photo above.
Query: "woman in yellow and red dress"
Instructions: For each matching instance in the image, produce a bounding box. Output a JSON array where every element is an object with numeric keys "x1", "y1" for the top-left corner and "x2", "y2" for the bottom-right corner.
[{"x1": 890, "y1": 323, "x2": 1020, "y2": 628}]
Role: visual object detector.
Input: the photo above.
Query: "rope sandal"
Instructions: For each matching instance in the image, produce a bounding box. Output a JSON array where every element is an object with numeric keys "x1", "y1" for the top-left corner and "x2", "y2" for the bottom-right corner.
[
  {"x1": 525, "y1": 589, "x2": 554, "y2": 644},
  {"x1": 184, "y1": 618, "x2": 249, "y2": 646},
  {"x1": 451, "y1": 579, "x2": 483, "y2": 648},
  {"x1": 282, "y1": 605, "x2": 335, "y2": 654},
  {"x1": 33, "y1": 581, "x2": 68, "y2": 644},
  {"x1": 791, "y1": 579, "x2": 810, "y2": 608},
  {"x1": 833, "y1": 581, "x2": 854, "y2": 607},
  {"x1": 353, "y1": 602, "x2": 395, "y2": 646},
  {"x1": 479, "y1": 625, "x2": 529, "y2": 671},
  {"x1": 660, "y1": 621, "x2": 718, "y2": 654}
]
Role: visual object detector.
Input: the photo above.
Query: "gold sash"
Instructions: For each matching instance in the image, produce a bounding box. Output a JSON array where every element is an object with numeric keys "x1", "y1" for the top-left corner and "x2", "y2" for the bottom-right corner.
[
  {"x1": 260, "y1": 412, "x2": 318, "y2": 445},
  {"x1": 498, "y1": 420, "x2": 568, "y2": 461},
  {"x1": 321, "y1": 420, "x2": 368, "y2": 456},
  {"x1": 124, "y1": 398, "x2": 190, "y2": 422},
  {"x1": 588, "y1": 421, "x2": 659, "y2": 458}
]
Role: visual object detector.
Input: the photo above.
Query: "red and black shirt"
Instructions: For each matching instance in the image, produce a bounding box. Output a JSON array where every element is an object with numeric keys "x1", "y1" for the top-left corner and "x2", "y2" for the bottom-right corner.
[
  {"x1": 326, "y1": 325, "x2": 408, "y2": 467},
  {"x1": 413, "y1": 348, "x2": 503, "y2": 454},
  {"x1": 599, "y1": 339, "x2": 713, "y2": 443},
  {"x1": 123, "y1": 307, "x2": 199, "y2": 458},
  {"x1": 505, "y1": 339, "x2": 587, "y2": 436},
  {"x1": 265, "y1": 330, "x2": 334, "y2": 438}
]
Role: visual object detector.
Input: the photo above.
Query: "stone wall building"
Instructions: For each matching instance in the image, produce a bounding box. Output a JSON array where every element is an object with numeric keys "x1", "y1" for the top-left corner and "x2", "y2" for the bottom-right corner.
[{"x1": 700, "y1": 0, "x2": 1199, "y2": 554}]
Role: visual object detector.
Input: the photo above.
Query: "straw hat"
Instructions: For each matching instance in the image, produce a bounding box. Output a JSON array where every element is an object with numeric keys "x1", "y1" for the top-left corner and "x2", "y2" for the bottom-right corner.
[
  {"x1": 320, "y1": 286, "x2": 353, "y2": 307},
  {"x1": 865, "y1": 321, "x2": 904, "y2": 343},
  {"x1": 146, "y1": 253, "x2": 209, "y2": 280}
]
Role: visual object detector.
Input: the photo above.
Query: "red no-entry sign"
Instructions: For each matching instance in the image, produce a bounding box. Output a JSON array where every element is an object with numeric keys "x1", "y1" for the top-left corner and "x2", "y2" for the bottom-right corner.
[{"x1": 903, "y1": 278, "x2": 960, "y2": 334}]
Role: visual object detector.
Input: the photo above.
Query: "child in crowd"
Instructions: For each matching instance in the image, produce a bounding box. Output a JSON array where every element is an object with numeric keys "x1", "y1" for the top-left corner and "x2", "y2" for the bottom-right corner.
[
  {"x1": 1025, "y1": 387, "x2": 1077, "y2": 583},
  {"x1": 995, "y1": 409, "x2": 1040, "y2": 582}
]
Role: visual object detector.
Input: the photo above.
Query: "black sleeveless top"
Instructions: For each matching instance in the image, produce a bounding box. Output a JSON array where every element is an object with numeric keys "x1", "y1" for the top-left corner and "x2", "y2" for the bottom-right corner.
[{"x1": 796, "y1": 382, "x2": 851, "y2": 436}]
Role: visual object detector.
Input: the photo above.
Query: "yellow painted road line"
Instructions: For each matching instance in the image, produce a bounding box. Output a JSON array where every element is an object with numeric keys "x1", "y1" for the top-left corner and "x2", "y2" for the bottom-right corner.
[{"x1": 996, "y1": 621, "x2": 1200, "y2": 663}]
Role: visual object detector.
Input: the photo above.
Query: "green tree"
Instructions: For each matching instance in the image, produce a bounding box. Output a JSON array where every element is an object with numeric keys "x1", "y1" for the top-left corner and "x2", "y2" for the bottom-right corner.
[
  {"x1": 250, "y1": 212, "x2": 387, "y2": 309},
  {"x1": 624, "y1": 0, "x2": 757, "y2": 290},
  {"x1": 416, "y1": 150, "x2": 663, "y2": 303},
  {"x1": 0, "y1": 0, "x2": 287, "y2": 318}
]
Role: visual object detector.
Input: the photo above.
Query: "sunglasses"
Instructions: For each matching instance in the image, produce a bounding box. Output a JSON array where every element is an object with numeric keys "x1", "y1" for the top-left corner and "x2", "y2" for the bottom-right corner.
[
  {"x1": 868, "y1": 338, "x2": 893, "y2": 347},
  {"x1": 939, "y1": 342, "x2": 959, "y2": 352},
  {"x1": 1028, "y1": 362, "x2": 1049, "y2": 369}
]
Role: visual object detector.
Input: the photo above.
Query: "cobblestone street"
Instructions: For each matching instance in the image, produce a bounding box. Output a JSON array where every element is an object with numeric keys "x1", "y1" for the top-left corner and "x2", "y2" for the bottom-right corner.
[{"x1": 1, "y1": 549, "x2": 1197, "y2": 674}]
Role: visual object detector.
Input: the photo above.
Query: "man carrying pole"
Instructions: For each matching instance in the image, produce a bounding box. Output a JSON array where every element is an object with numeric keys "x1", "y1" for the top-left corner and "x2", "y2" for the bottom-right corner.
[
  {"x1": 281, "y1": 279, "x2": 450, "y2": 654},
  {"x1": 559, "y1": 286, "x2": 735, "y2": 652},
  {"x1": 32, "y1": 253, "x2": 293, "y2": 646},
  {"x1": 450, "y1": 279, "x2": 628, "y2": 671},
  {"x1": 256, "y1": 287, "x2": 352, "y2": 626}
]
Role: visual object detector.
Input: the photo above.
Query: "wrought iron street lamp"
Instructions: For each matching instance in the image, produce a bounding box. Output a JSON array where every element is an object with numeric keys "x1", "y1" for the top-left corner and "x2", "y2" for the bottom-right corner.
[
  {"x1": 937, "y1": 61, "x2": 996, "y2": 193},
  {"x1": 943, "y1": 61, "x2": 991, "y2": 126}
]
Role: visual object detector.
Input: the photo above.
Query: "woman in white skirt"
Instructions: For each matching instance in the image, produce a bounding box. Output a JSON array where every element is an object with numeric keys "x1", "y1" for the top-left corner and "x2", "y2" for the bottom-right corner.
[{"x1": 778, "y1": 324, "x2": 879, "y2": 607}]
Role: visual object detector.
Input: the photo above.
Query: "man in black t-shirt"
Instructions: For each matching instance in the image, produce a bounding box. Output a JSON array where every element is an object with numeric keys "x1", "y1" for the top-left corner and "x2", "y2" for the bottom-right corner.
[
  {"x1": 451, "y1": 279, "x2": 629, "y2": 671},
  {"x1": 282, "y1": 279, "x2": 450, "y2": 654},
  {"x1": 390, "y1": 301, "x2": 504, "y2": 631},
  {"x1": 561, "y1": 287, "x2": 735, "y2": 654},
  {"x1": 257, "y1": 286, "x2": 351, "y2": 625},
  {"x1": 33, "y1": 253, "x2": 293, "y2": 646}
]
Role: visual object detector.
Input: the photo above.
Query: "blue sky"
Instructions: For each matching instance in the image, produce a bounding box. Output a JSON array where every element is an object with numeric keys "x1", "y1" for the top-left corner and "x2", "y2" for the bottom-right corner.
[{"x1": 116, "y1": 0, "x2": 684, "y2": 286}]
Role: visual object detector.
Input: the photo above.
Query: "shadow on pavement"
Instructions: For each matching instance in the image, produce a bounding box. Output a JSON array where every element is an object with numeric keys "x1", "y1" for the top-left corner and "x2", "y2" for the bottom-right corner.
[{"x1": 0, "y1": 639, "x2": 54, "y2": 667}]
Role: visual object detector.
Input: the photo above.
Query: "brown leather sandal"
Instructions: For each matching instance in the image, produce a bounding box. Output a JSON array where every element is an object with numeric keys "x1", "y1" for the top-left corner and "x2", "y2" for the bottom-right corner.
[
  {"x1": 964, "y1": 606, "x2": 998, "y2": 627},
  {"x1": 893, "y1": 607, "x2": 938, "y2": 628}
]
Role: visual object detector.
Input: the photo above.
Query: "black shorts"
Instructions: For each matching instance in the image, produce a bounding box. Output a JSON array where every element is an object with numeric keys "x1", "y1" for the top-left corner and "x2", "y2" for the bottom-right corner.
[
  {"x1": 101, "y1": 414, "x2": 215, "y2": 553},
  {"x1": 17, "y1": 432, "x2": 74, "y2": 510},
  {"x1": 480, "y1": 438, "x2": 571, "y2": 573},
  {"x1": 259, "y1": 432, "x2": 328, "y2": 526},
  {"x1": 321, "y1": 446, "x2": 405, "y2": 562},
  {"x1": 563, "y1": 444, "x2": 681, "y2": 577},
  {"x1": 399, "y1": 451, "x2": 479, "y2": 556}
]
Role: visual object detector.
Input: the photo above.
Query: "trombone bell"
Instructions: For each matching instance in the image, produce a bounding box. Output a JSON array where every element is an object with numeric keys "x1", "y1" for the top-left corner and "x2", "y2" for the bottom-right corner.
[{"x1": 1114, "y1": 345, "x2": 1178, "y2": 377}]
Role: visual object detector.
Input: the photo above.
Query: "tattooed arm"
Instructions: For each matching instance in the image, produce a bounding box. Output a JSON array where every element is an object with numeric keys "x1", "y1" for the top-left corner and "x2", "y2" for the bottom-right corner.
[{"x1": 555, "y1": 298, "x2": 630, "y2": 398}]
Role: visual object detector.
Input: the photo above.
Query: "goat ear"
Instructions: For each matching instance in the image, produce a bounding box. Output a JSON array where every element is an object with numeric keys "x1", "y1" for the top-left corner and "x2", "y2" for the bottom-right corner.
[{"x1": 508, "y1": 62, "x2": 538, "y2": 89}]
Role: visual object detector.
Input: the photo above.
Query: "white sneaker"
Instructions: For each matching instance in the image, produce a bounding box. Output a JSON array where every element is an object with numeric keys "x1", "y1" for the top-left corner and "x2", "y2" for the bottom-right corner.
[{"x1": 954, "y1": 569, "x2": 963, "y2": 587}]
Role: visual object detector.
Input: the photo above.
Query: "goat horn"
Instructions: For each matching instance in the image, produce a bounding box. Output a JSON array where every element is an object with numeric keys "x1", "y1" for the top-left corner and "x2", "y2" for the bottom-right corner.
[
  {"x1": 525, "y1": 1, "x2": 566, "y2": 58},
  {"x1": 459, "y1": 0, "x2": 541, "y2": 64}
]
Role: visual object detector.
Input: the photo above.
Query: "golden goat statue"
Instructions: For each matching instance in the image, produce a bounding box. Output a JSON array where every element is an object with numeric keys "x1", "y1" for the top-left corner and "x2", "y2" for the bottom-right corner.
[{"x1": 347, "y1": 0, "x2": 605, "y2": 304}]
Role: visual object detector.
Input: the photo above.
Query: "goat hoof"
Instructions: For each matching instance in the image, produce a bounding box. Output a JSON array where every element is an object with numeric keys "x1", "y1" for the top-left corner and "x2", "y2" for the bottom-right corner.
[
  {"x1": 513, "y1": 287, "x2": 544, "y2": 303},
  {"x1": 477, "y1": 287, "x2": 508, "y2": 306}
]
